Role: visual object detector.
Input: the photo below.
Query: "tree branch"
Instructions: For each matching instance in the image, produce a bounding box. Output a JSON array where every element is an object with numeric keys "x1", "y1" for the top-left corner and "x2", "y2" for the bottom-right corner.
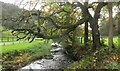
[
  {"x1": 94, "y1": 2, "x2": 108, "y2": 19},
  {"x1": 40, "y1": 15, "x2": 88, "y2": 29}
]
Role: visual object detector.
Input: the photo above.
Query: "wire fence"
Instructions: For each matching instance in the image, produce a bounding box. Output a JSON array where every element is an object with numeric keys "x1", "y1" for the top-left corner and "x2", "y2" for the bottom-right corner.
[
  {"x1": 0, "y1": 36, "x2": 93, "y2": 45},
  {"x1": 0, "y1": 37, "x2": 21, "y2": 46},
  {"x1": 0, "y1": 37, "x2": 17, "y2": 42}
]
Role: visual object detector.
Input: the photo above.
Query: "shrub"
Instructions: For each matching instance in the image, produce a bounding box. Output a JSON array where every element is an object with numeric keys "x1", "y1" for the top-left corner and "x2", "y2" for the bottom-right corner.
[{"x1": 66, "y1": 46, "x2": 120, "y2": 69}]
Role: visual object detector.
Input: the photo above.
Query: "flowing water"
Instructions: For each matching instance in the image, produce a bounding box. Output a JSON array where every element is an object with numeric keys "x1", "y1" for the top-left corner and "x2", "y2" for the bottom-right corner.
[{"x1": 17, "y1": 47, "x2": 73, "y2": 71}]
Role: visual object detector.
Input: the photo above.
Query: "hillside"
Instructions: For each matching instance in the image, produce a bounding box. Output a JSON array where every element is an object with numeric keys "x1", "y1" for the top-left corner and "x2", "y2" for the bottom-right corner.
[{"x1": 1, "y1": 1, "x2": 21, "y2": 29}]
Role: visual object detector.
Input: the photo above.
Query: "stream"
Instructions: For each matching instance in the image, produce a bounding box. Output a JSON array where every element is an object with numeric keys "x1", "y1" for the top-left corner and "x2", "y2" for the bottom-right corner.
[{"x1": 17, "y1": 47, "x2": 73, "y2": 71}]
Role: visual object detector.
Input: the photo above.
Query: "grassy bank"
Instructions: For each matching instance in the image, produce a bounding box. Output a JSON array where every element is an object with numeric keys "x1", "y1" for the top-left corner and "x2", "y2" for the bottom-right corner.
[
  {"x1": 64, "y1": 37, "x2": 120, "y2": 70},
  {"x1": 2, "y1": 39, "x2": 53, "y2": 70},
  {"x1": 65, "y1": 47, "x2": 120, "y2": 69}
]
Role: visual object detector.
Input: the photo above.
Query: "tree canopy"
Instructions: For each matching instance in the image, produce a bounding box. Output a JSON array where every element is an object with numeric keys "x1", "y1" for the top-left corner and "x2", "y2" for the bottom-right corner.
[{"x1": 2, "y1": 1, "x2": 119, "y2": 50}]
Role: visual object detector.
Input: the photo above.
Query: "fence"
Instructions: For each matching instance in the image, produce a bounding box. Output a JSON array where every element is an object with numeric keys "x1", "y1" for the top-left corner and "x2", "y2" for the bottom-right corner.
[
  {"x1": 0, "y1": 37, "x2": 17, "y2": 42},
  {"x1": 78, "y1": 36, "x2": 92, "y2": 44},
  {"x1": 0, "y1": 37, "x2": 23, "y2": 46}
]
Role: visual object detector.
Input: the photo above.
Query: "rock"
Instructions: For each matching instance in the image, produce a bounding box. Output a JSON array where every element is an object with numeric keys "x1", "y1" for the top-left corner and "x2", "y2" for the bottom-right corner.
[
  {"x1": 50, "y1": 48, "x2": 63, "y2": 52},
  {"x1": 36, "y1": 63, "x2": 42, "y2": 64},
  {"x1": 51, "y1": 43, "x2": 62, "y2": 47}
]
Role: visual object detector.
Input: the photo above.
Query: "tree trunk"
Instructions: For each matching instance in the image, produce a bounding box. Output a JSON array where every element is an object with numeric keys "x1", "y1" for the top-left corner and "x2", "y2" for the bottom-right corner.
[
  {"x1": 91, "y1": 19, "x2": 101, "y2": 50},
  {"x1": 84, "y1": 21, "x2": 88, "y2": 46},
  {"x1": 108, "y1": 2, "x2": 113, "y2": 50}
]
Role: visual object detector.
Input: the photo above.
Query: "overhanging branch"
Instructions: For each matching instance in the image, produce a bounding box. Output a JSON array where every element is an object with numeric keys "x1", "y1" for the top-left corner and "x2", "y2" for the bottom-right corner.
[
  {"x1": 40, "y1": 15, "x2": 88, "y2": 29},
  {"x1": 94, "y1": 2, "x2": 108, "y2": 19}
]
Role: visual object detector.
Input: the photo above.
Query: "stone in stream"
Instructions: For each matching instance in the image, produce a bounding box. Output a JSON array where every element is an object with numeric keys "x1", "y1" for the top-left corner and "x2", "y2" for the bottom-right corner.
[
  {"x1": 37, "y1": 62, "x2": 42, "y2": 64},
  {"x1": 52, "y1": 59, "x2": 55, "y2": 61},
  {"x1": 51, "y1": 43, "x2": 62, "y2": 48}
]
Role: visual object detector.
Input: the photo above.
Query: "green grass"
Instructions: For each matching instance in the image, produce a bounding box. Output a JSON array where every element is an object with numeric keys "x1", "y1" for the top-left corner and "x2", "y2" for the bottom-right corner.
[
  {"x1": 26, "y1": 40, "x2": 52, "y2": 61},
  {"x1": 2, "y1": 39, "x2": 53, "y2": 70},
  {"x1": 1, "y1": 40, "x2": 44, "y2": 53},
  {"x1": 101, "y1": 37, "x2": 119, "y2": 47}
]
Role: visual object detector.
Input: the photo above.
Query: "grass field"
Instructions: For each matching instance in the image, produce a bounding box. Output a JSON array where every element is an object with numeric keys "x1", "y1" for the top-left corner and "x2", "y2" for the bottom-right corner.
[{"x1": 1, "y1": 40, "x2": 49, "y2": 53}]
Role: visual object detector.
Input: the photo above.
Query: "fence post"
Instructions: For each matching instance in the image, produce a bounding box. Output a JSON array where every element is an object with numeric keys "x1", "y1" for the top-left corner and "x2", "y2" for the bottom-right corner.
[
  {"x1": 1, "y1": 37, "x2": 3, "y2": 42},
  {"x1": 13, "y1": 37, "x2": 14, "y2": 44},
  {"x1": 5, "y1": 37, "x2": 6, "y2": 42},
  {"x1": 81, "y1": 37, "x2": 82, "y2": 44},
  {"x1": 13, "y1": 42, "x2": 14, "y2": 45},
  {"x1": 12, "y1": 37, "x2": 14, "y2": 42},
  {"x1": 3, "y1": 42, "x2": 5, "y2": 46},
  {"x1": 7, "y1": 37, "x2": 9, "y2": 42}
]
